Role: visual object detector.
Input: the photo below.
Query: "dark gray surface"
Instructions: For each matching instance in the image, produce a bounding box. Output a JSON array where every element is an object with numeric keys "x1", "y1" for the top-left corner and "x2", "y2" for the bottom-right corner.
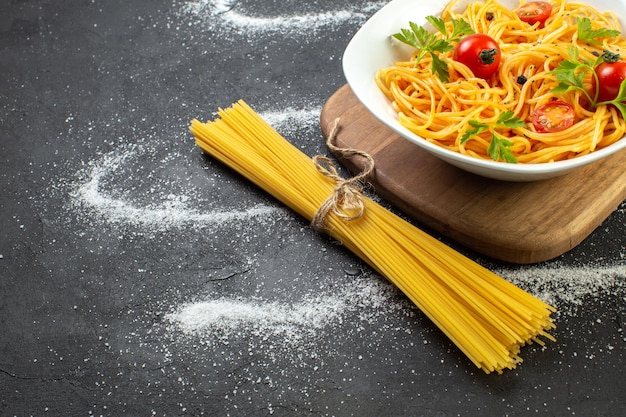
[{"x1": 1, "y1": 0, "x2": 625, "y2": 416}]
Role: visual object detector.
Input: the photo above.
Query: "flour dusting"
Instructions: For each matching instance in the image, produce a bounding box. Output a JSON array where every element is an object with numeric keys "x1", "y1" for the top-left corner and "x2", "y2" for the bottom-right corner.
[
  {"x1": 180, "y1": 0, "x2": 386, "y2": 32},
  {"x1": 259, "y1": 107, "x2": 320, "y2": 130},
  {"x1": 69, "y1": 144, "x2": 283, "y2": 231},
  {"x1": 169, "y1": 296, "x2": 340, "y2": 340},
  {"x1": 166, "y1": 276, "x2": 410, "y2": 344},
  {"x1": 500, "y1": 263, "x2": 626, "y2": 312}
]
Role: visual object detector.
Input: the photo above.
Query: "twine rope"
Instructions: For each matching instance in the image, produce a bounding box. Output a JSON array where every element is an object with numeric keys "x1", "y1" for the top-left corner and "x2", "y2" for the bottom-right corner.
[{"x1": 311, "y1": 118, "x2": 375, "y2": 232}]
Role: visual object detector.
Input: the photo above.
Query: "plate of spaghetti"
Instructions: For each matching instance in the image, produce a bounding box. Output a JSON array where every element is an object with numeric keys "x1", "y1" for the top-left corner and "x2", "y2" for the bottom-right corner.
[{"x1": 343, "y1": 0, "x2": 626, "y2": 181}]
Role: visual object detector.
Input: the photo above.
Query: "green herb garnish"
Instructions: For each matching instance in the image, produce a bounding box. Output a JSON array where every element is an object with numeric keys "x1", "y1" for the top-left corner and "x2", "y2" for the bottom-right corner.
[
  {"x1": 549, "y1": 47, "x2": 626, "y2": 118},
  {"x1": 577, "y1": 17, "x2": 620, "y2": 45},
  {"x1": 392, "y1": 16, "x2": 474, "y2": 82},
  {"x1": 460, "y1": 111, "x2": 525, "y2": 163},
  {"x1": 549, "y1": 46, "x2": 596, "y2": 100}
]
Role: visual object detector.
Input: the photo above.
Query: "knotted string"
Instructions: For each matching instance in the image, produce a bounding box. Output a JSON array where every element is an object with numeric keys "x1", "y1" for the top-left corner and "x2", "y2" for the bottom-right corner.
[{"x1": 311, "y1": 118, "x2": 375, "y2": 232}]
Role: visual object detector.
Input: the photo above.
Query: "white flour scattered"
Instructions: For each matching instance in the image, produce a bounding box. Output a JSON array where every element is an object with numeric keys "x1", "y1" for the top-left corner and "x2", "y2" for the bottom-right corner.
[
  {"x1": 180, "y1": 0, "x2": 386, "y2": 32},
  {"x1": 498, "y1": 263, "x2": 626, "y2": 313},
  {"x1": 259, "y1": 107, "x2": 320, "y2": 130},
  {"x1": 166, "y1": 276, "x2": 410, "y2": 344},
  {"x1": 70, "y1": 144, "x2": 283, "y2": 231},
  {"x1": 169, "y1": 295, "x2": 342, "y2": 341}
]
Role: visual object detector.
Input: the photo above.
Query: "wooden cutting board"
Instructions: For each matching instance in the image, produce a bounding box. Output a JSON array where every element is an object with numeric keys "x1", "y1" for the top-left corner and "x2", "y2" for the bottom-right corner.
[{"x1": 320, "y1": 84, "x2": 626, "y2": 264}]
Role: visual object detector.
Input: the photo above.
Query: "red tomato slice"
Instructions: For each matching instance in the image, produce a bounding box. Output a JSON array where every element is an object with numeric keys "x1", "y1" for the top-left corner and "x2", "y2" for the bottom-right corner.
[
  {"x1": 516, "y1": 2, "x2": 553, "y2": 27},
  {"x1": 532, "y1": 101, "x2": 575, "y2": 133}
]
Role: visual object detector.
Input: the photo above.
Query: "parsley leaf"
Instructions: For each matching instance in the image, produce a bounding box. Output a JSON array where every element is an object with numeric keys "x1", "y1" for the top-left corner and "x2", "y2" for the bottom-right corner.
[
  {"x1": 547, "y1": 47, "x2": 626, "y2": 118},
  {"x1": 549, "y1": 18, "x2": 622, "y2": 105},
  {"x1": 488, "y1": 133, "x2": 517, "y2": 164},
  {"x1": 425, "y1": 16, "x2": 448, "y2": 36},
  {"x1": 431, "y1": 53, "x2": 450, "y2": 82},
  {"x1": 392, "y1": 17, "x2": 474, "y2": 82},
  {"x1": 547, "y1": 46, "x2": 599, "y2": 103},
  {"x1": 393, "y1": 22, "x2": 431, "y2": 50},
  {"x1": 449, "y1": 18, "x2": 474, "y2": 42},
  {"x1": 497, "y1": 111, "x2": 527, "y2": 129},
  {"x1": 426, "y1": 16, "x2": 474, "y2": 42},
  {"x1": 460, "y1": 111, "x2": 524, "y2": 163},
  {"x1": 460, "y1": 120, "x2": 489, "y2": 144},
  {"x1": 577, "y1": 17, "x2": 620, "y2": 45}
]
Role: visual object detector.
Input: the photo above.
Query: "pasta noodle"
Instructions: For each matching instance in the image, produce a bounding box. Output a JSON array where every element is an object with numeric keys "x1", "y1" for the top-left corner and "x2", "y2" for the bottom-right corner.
[
  {"x1": 190, "y1": 100, "x2": 556, "y2": 374},
  {"x1": 376, "y1": 0, "x2": 626, "y2": 163}
]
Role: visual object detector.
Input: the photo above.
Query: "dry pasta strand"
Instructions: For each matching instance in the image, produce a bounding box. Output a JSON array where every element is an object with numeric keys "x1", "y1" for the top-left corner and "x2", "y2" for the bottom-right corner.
[{"x1": 189, "y1": 100, "x2": 556, "y2": 374}]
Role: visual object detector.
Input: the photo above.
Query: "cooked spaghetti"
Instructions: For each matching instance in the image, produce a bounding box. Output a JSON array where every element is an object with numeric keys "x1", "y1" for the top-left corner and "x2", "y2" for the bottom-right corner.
[
  {"x1": 375, "y1": 0, "x2": 626, "y2": 163},
  {"x1": 190, "y1": 100, "x2": 556, "y2": 374}
]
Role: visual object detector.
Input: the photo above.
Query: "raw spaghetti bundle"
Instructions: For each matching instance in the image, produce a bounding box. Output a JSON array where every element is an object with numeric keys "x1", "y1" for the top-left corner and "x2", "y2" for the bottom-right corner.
[
  {"x1": 190, "y1": 100, "x2": 556, "y2": 374},
  {"x1": 376, "y1": 0, "x2": 626, "y2": 163}
]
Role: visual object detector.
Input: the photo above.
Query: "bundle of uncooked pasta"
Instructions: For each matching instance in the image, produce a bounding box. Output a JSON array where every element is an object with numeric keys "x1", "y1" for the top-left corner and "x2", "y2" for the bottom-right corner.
[{"x1": 189, "y1": 100, "x2": 556, "y2": 374}]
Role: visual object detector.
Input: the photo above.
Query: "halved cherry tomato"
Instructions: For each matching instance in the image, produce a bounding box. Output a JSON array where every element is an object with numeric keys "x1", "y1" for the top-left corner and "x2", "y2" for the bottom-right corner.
[
  {"x1": 453, "y1": 34, "x2": 501, "y2": 79},
  {"x1": 532, "y1": 101, "x2": 576, "y2": 133},
  {"x1": 591, "y1": 60, "x2": 626, "y2": 103},
  {"x1": 516, "y1": 2, "x2": 553, "y2": 27}
]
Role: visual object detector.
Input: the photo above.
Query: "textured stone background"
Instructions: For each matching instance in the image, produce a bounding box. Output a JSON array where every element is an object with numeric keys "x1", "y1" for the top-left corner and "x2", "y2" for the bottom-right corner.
[{"x1": 1, "y1": 1, "x2": 624, "y2": 415}]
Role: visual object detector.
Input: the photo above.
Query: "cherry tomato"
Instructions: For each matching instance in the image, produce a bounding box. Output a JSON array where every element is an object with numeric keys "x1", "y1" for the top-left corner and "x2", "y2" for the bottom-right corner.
[
  {"x1": 516, "y1": 2, "x2": 553, "y2": 27},
  {"x1": 453, "y1": 34, "x2": 501, "y2": 79},
  {"x1": 532, "y1": 101, "x2": 575, "y2": 133},
  {"x1": 591, "y1": 61, "x2": 626, "y2": 103}
]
